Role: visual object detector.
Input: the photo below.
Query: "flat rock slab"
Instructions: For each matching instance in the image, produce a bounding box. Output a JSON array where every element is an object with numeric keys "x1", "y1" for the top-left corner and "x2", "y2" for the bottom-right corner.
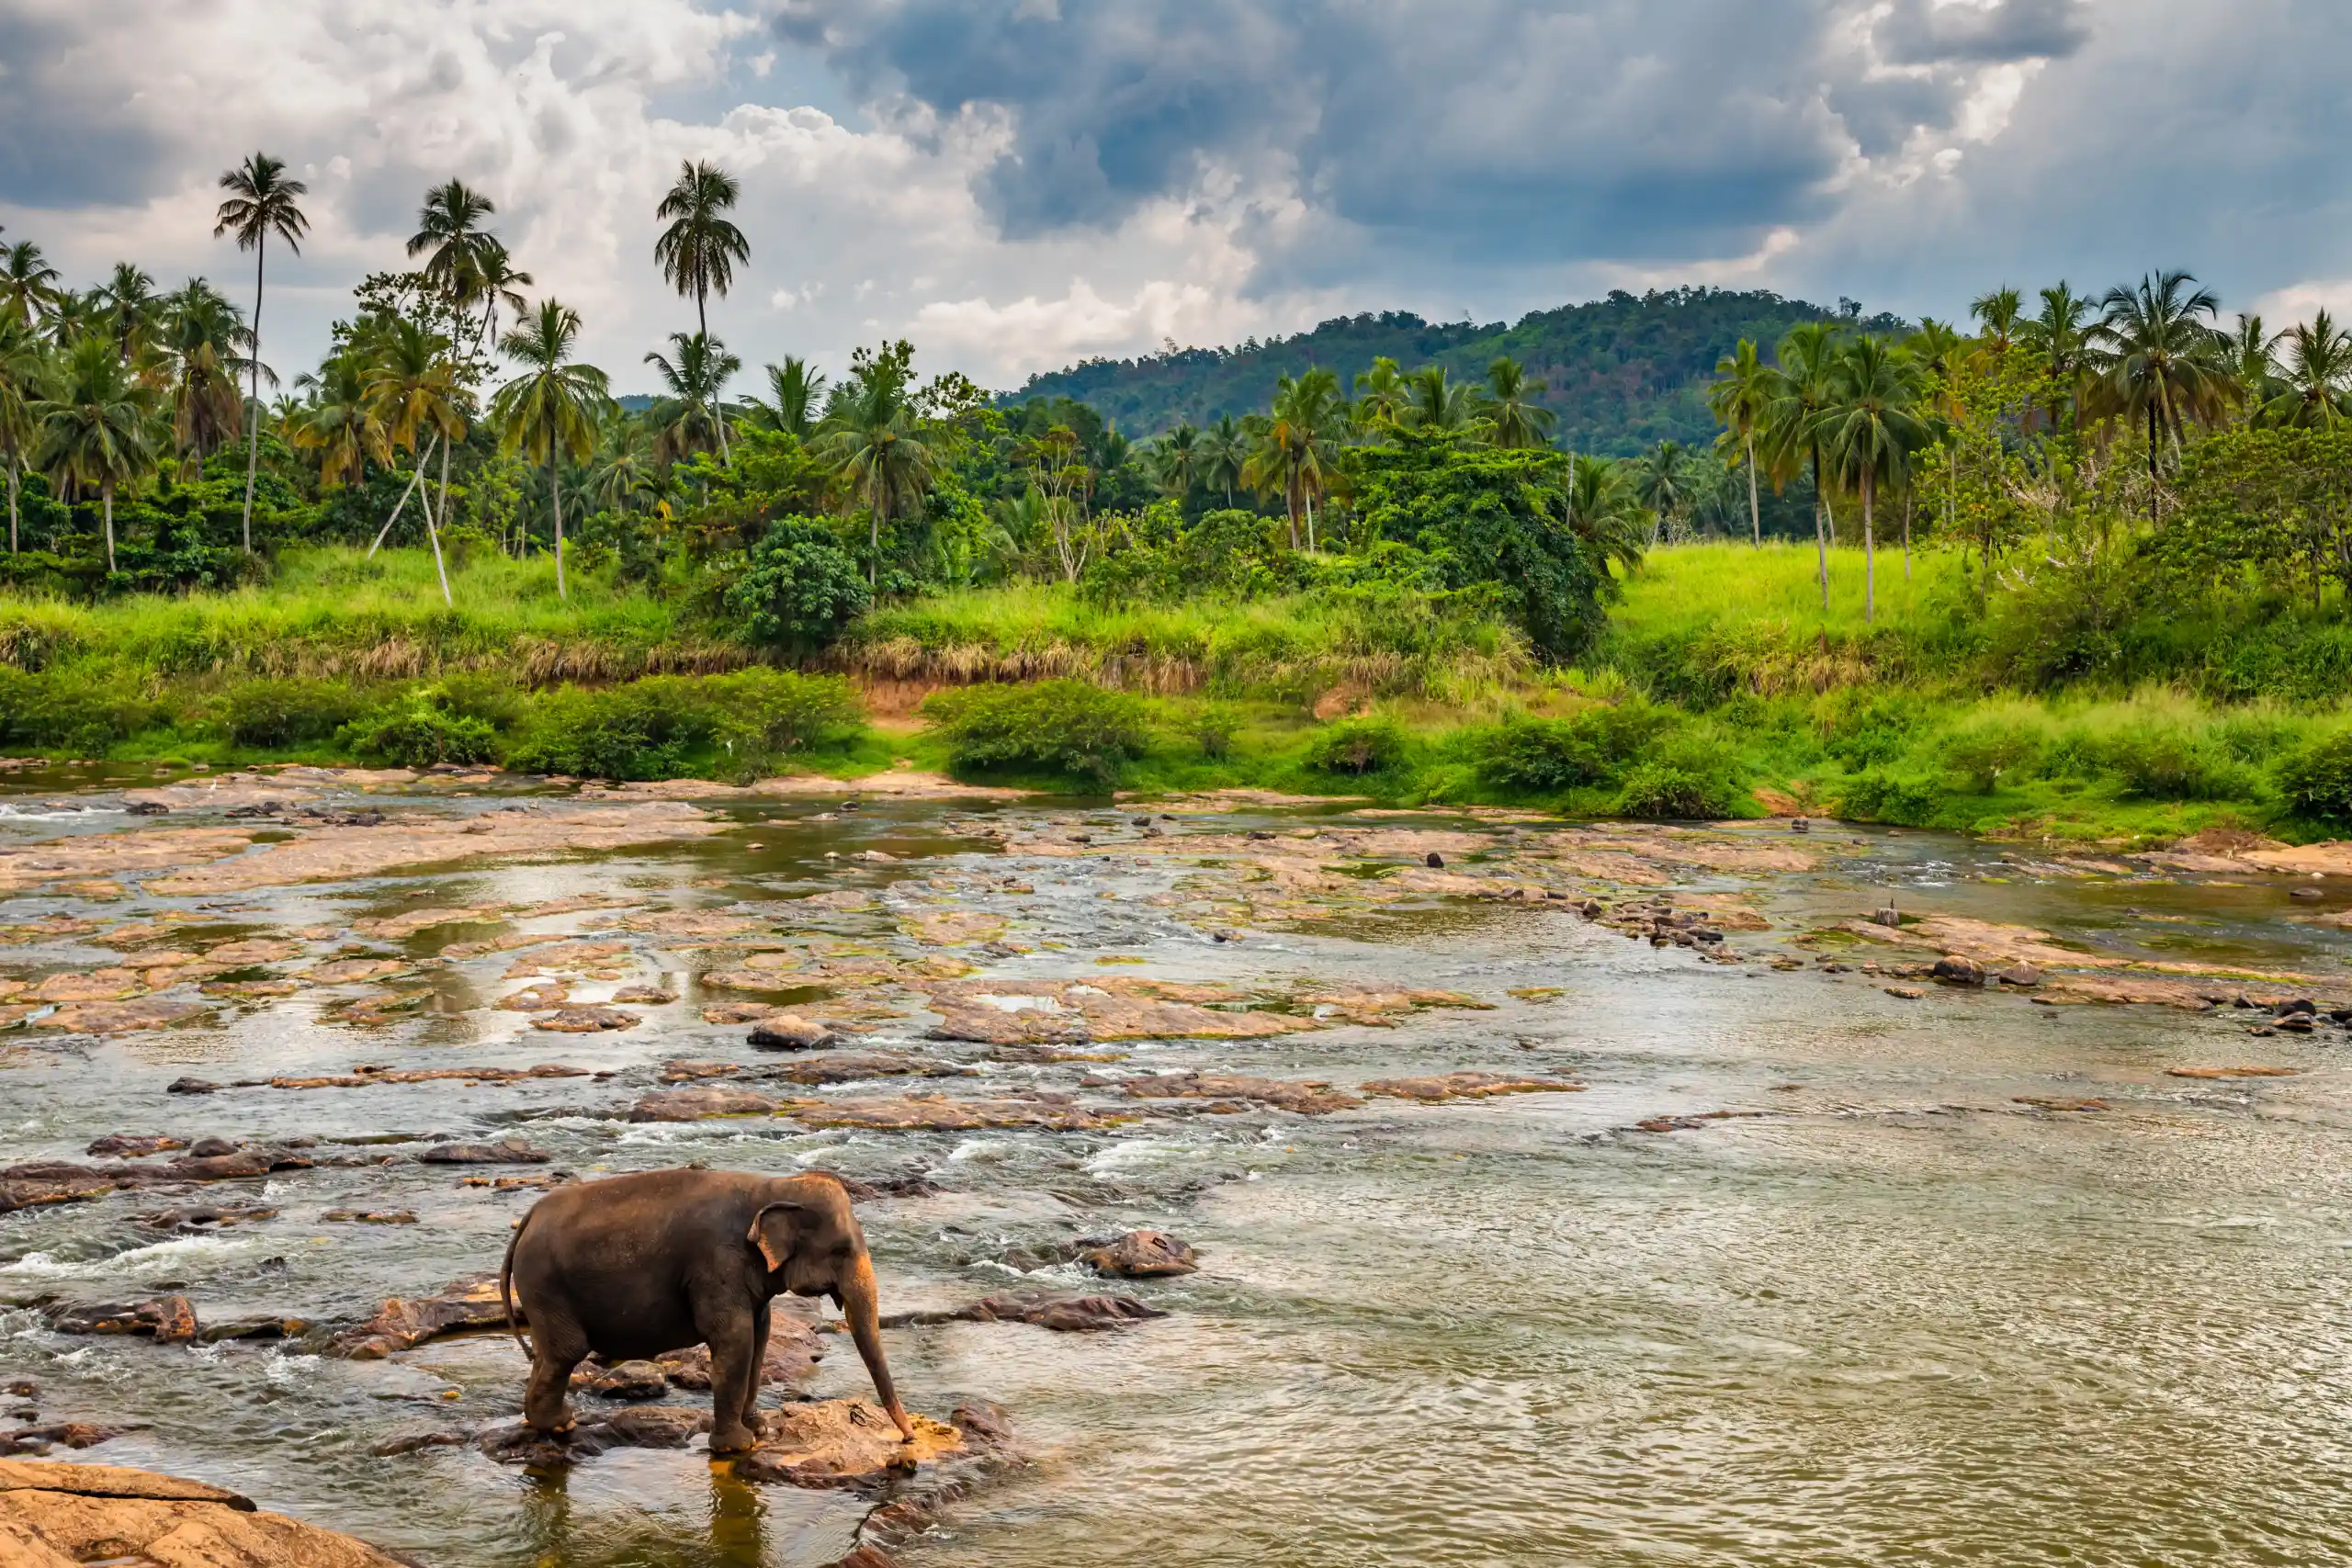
[
  {"x1": 781, "y1": 1095, "x2": 1120, "y2": 1133},
  {"x1": 478, "y1": 1405, "x2": 711, "y2": 1464},
  {"x1": 2166, "y1": 1066, "x2": 2304, "y2": 1079},
  {"x1": 736, "y1": 1401, "x2": 965, "y2": 1487},
  {"x1": 36, "y1": 998, "x2": 211, "y2": 1035},
  {"x1": 1082, "y1": 1230, "x2": 1197, "y2": 1278},
  {"x1": 532, "y1": 1006, "x2": 640, "y2": 1033},
  {"x1": 886, "y1": 1291, "x2": 1167, "y2": 1332},
  {"x1": 1361, "y1": 1072, "x2": 1588, "y2": 1103},
  {"x1": 332, "y1": 1273, "x2": 510, "y2": 1359},
  {"x1": 0, "y1": 1457, "x2": 413, "y2": 1567},
  {"x1": 629, "y1": 1087, "x2": 781, "y2": 1122},
  {"x1": 418, "y1": 1137, "x2": 549, "y2": 1166},
  {"x1": 767, "y1": 1052, "x2": 959, "y2": 1087},
  {"x1": 1117, "y1": 1072, "x2": 1362, "y2": 1116}
]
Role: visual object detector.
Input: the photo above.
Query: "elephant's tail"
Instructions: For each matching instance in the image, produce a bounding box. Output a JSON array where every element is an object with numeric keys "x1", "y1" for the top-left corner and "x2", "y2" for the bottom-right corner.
[{"x1": 500, "y1": 1211, "x2": 531, "y2": 1361}]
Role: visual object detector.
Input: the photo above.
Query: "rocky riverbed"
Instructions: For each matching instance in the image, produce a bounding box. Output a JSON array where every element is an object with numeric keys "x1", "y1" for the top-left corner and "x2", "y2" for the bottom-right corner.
[{"x1": 3, "y1": 765, "x2": 2352, "y2": 1565}]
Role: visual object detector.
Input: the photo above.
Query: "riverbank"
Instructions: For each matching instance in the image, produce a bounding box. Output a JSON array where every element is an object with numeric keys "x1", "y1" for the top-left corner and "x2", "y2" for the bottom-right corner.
[{"x1": 2, "y1": 544, "x2": 2347, "y2": 847}]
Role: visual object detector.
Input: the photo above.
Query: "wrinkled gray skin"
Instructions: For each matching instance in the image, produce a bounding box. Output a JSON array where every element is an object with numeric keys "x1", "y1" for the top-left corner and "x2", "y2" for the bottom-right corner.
[{"x1": 502, "y1": 1167, "x2": 913, "y2": 1453}]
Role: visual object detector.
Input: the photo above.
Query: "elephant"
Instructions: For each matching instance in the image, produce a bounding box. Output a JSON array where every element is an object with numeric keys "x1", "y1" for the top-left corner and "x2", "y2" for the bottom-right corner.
[{"x1": 500, "y1": 1167, "x2": 913, "y2": 1454}]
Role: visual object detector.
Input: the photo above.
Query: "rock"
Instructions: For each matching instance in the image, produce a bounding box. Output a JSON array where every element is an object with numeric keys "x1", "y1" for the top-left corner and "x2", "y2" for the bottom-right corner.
[
  {"x1": 167, "y1": 1077, "x2": 220, "y2": 1094},
  {"x1": 609, "y1": 986, "x2": 676, "y2": 1005},
  {"x1": 1425, "y1": 852, "x2": 1444, "y2": 868},
  {"x1": 2275, "y1": 1011, "x2": 2317, "y2": 1032},
  {"x1": 330, "y1": 1273, "x2": 511, "y2": 1359},
  {"x1": 85, "y1": 1134, "x2": 187, "y2": 1157},
  {"x1": 1080, "y1": 1230, "x2": 1198, "y2": 1278},
  {"x1": 736, "y1": 1401, "x2": 965, "y2": 1487},
  {"x1": 884, "y1": 1291, "x2": 1168, "y2": 1333},
  {"x1": 659, "y1": 1060, "x2": 743, "y2": 1082},
  {"x1": 496, "y1": 982, "x2": 571, "y2": 1011},
  {"x1": 200, "y1": 1315, "x2": 311, "y2": 1343},
  {"x1": 1930, "y1": 954, "x2": 1987, "y2": 987},
  {"x1": 532, "y1": 1005, "x2": 639, "y2": 1032},
  {"x1": 52, "y1": 1296, "x2": 198, "y2": 1343},
  {"x1": 783, "y1": 1095, "x2": 1120, "y2": 1133},
  {"x1": 130, "y1": 1202, "x2": 278, "y2": 1235},
  {"x1": 478, "y1": 1405, "x2": 713, "y2": 1463},
  {"x1": 1994, "y1": 964, "x2": 2042, "y2": 987},
  {"x1": 417, "y1": 1137, "x2": 548, "y2": 1166},
  {"x1": 457, "y1": 1172, "x2": 573, "y2": 1190},
  {"x1": 628, "y1": 1087, "x2": 780, "y2": 1122},
  {"x1": 651, "y1": 1320, "x2": 825, "y2": 1390},
  {"x1": 1883, "y1": 986, "x2": 1925, "y2": 999},
  {"x1": 186, "y1": 1137, "x2": 238, "y2": 1157},
  {"x1": 571, "y1": 1359, "x2": 672, "y2": 1401},
  {"x1": 2273, "y1": 996, "x2": 2319, "y2": 1017},
  {"x1": 0, "y1": 1457, "x2": 412, "y2": 1565},
  {"x1": 1117, "y1": 1072, "x2": 1362, "y2": 1116},
  {"x1": 370, "y1": 1431, "x2": 468, "y2": 1457},
  {"x1": 39, "y1": 997, "x2": 210, "y2": 1035},
  {"x1": 2165, "y1": 1066, "x2": 2303, "y2": 1079},
  {"x1": 1791, "y1": 817, "x2": 1810, "y2": 833},
  {"x1": 1358, "y1": 1071, "x2": 1586, "y2": 1102},
  {"x1": 2013, "y1": 1096, "x2": 2109, "y2": 1112},
  {"x1": 2291, "y1": 886, "x2": 2324, "y2": 899},
  {"x1": 747, "y1": 1016, "x2": 844, "y2": 1051},
  {"x1": 321, "y1": 1209, "x2": 417, "y2": 1224},
  {"x1": 0, "y1": 1421, "x2": 138, "y2": 1455},
  {"x1": 124, "y1": 800, "x2": 171, "y2": 816},
  {"x1": 766, "y1": 1052, "x2": 958, "y2": 1087}
]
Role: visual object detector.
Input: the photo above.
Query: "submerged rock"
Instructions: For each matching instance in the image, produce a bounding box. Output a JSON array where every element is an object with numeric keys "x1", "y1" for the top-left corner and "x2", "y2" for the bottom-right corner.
[
  {"x1": 783, "y1": 1094, "x2": 1120, "y2": 1133},
  {"x1": 628, "y1": 1087, "x2": 780, "y2": 1122},
  {"x1": 0, "y1": 1421, "x2": 139, "y2": 1455},
  {"x1": 130, "y1": 1202, "x2": 278, "y2": 1235},
  {"x1": 416, "y1": 1137, "x2": 548, "y2": 1166},
  {"x1": 571, "y1": 1359, "x2": 671, "y2": 1401},
  {"x1": 1358, "y1": 1071, "x2": 1586, "y2": 1102},
  {"x1": 0, "y1": 1457, "x2": 412, "y2": 1565},
  {"x1": 1116, "y1": 1072, "x2": 1362, "y2": 1116},
  {"x1": 1080, "y1": 1230, "x2": 1198, "y2": 1278},
  {"x1": 884, "y1": 1291, "x2": 1168, "y2": 1333},
  {"x1": 478, "y1": 1405, "x2": 712, "y2": 1463},
  {"x1": 531, "y1": 1005, "x2": 639, "y2": 1033},
  {"x1": 84, "y1": 1134, "x2": 187, "y2": 1157},
  {"x1": 331, "y1": 1273, "x2": 511, "y2": 1359}
]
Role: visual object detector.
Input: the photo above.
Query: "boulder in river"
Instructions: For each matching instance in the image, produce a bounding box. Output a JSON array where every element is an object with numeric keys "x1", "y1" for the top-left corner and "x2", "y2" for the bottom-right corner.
[
  {"x1": 628, "y1": 1087, "x2": 780, "y2": 1122},
  {"x1": 330, "y1": 1273, "x2": 510, "y2": 1359},
  {"x1": 1081, "y1": 1230, "x2": 1198, "y2": 1278},
  {"x1": 84, "y1": 1134, "x2": 187, "y2": 1157},
  {"x1": 532, "y1": 1005, "x2": 640, "y2": 1033},
  {"x1": 735, "y1": 1400, "x2": 965, "y2": 1487},
  {"x1": 0, "y1": 1457, "x2": 412, "y2": 1566},
  {"x1": 650, "y1": 1320, "x2": 824, "y2": 1389},
  {"x1": 884, "y1": 1290, "x2": 1167, "y2": 1332},
  {"x1": 570, "y1": 1359, "x2": 671, "y2": 1401},
  {"x1": 51, "y1": 1296, "x2": 198, "y2": 1343},
  {"x1": 131, "y1": 1202, "x2": 278, "y2": 1235},
  {"x1": 748, "y1": 1016, "x2": 846, "y2": 1050},
  {"x1": 1931, "y1": 954, "x2": 1987, "y2": 987},
  {"x1": 416, "y1": 1137, "x2": 548, "y2": 1166}
]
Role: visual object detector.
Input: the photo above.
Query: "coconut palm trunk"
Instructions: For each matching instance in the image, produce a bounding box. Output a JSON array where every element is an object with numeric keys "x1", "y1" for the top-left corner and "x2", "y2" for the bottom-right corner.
[
  {"x1": 1860, "y1": 468, "x2": 1876, "y2": 625},
  {"x1": 547, "y1": 446, "x2": 565, "y2": 602},
  {"x1": 239, "y1": 235, "x2": 264, "y2": 554},
  {"x1": 1745, "y1": 433, "x2": 1760, "y2": 547},
  {"x1": 6, "y1": 457, "x2": 17, "y2": 554},
  {"x1": 369, "y1": 435, "x2": 434, "y2": 558},
  {"x1": 1811, "y1": 447, "x2": 1829, "y2": 612},
  {"x1": 426, "y1": 435, "x2": 452, "y2": 607},
  {"x1": 101, "y1": 481, "x2": 116, "y2": 572},
  {"x1": 1902, "y1": 490, "x2": 1913, "y2": 581}
]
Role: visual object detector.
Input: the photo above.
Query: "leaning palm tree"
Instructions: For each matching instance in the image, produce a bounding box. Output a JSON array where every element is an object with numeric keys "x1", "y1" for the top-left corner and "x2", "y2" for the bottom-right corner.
[
  {"x1": 34, "y1": 335, "x2": 159, "y2": 571},
  {"x1": 491, "y1": 299, "x2": 611, "y2": 601},
  {"x1": 1352, "y1": 356, "x2": 1410, "y2": 434},
  {"x1": 1811, "y1": 336, "x2": 1931, "y2": 624},
  {"x1": 1480, "y1": 356, "x2": 1557, "y2": 449},
  {"x1": 1707, "y1": 338, "x2": 1776, "y2": 547},
  {"x1": 1563, "y1": 452, "x2": 1646, "y2": 578},
  {"x1": 642, "y1": 331, "x2": 741, "y2": 464},
  {"x1": 813, "y1": 362, "x2": 935, "y2": 585},
  {"x1": 1765, "y1": 320, "x2": 1846, "y2": 610},
  {"x1": 406, "y1": 180, "x2": 498, "y2": 303},
  {"x1": 155, "y1": 277, "x2": 256, "y2": 475},
  {"x1": 749, "y1": 356, "x2": 827, "y2": 438},
  {"x1": 654, "y1": 160, "x2": 750, "y2": 461},
  {"x1": 363, "y1": 317, "x2": 468, "y2": 602},
  {"x1": 0, "y1": 319, "x2": 51, "y2": 550},
  {"x1": 0, "y1": 243, "x2": 62, "y2": 330},
  {"x1": 2262, "y1": 311, "x2": 2352, "y2": 430},
  {"x1": 1196, "y1": 414, "x2": 1247, "y2": 507},
  {"x1": 2084, "y1": 269, "x2": 2233, "y2": 499},
  {"x1": 213, "y1": 152, "x2": 308, "y2": 553}
]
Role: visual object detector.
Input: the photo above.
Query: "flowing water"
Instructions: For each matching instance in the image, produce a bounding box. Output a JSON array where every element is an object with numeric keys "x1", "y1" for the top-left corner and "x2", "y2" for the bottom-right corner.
[{"x1": 3, "y1": 766, "x2": 2351, "y2": 1567}]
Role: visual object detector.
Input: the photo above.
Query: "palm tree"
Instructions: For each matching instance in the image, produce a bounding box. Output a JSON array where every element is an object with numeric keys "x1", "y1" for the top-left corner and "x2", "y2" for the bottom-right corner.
[
  {"x1": 1707, "y1": 338, "x2": 1775, "y2": 547},
  {"x1": 463, "y1": 238, "x2": 533, "y2": 355},
  {"x1": 213, "y1": 152, "x2": 308, "y2": 553},
  {"x1": 2085, "y1": 269, "x2": 2232, "y2": 501},
  {"x1": 155, "y1": 278, "x2": 255, "y2": 476},
  {"x1": 1352, "y1": 356, "x2": 1410, "y2": 434},
  {"x1": 589, "y1": 411, "x2": 662, "y2": 515},
  {"x1": 1629, "y1": 440, "x2": 1691, "y2": 542},
  {"x1": 0, "y1": 243, "x2": 62, "y2": 330},
  {"x1": 1150, "y1": 422, "x2": 1200, "y2": 498},
  {"x1": 1971, "y1": 286, "x2": 2023, "y2": 357},
  {"x1": 814, "y1": 360, "x2": 936, "y2": 585},
  {"x1": 1563, "y1": 453, "x2": 1645, "y2": 578},
  {"x1": 1812, "y1": 337, "x2": 1931, "y2": 624},
  {"x1": 491, "y1": 299, "x2": 611, "y2": 601},
  {"x1": 2262, "y1": 311, "x2": 2352, "y2": 430},
  {"x1": 2224, "y1": 313, "x2": 2284, "y2": 421},
  {"x1": 750, "y1": 356, "x2": 827, "y2": 438},
  {"x1": 1399, "y1": 365, "x2": 1477, "y2": 434},
  {"x1": 364, "y1": 316, "x2": 467, "y2": 602},
  {"x1": 1905, "y1": 318, "x2": 1967, "y2": 554},
  {"x1": 97, "y1": 264, "x2": 160, "y2": 367},
  {"x1": 642, "y1": 331, "x2": 741, "y2": 463},
  {"x1": 289, "y1": 352, "x2": 390, "y2": 492},
  {"x1": 1197, "y1": 414, "x2": 1247, "y2": 506},
  {"x1": 1765, "y1": 321, "x2": 1845, "y2": 611},
  {"x1": 34, "y1": 335, "x2": 159, "y2": 571},
  {"x1": 0, "y1": 319, "x2": 50, "y2": 550},
  {"x1": 2019, "y1": 282, "x2": 2095, "y2": 437},
  {"x1": 1479, "y1": 356, "x2": 1557, "y2": 450},
  {"x1": 405, "y1": 180, "x2": 498, "y2": 302},
  {"x1": 1243, "y1": 367, "x2": 1345, "y2": 548},
  {"x1": 654, "y1": 160, "x2": 749, "y2": 462}
]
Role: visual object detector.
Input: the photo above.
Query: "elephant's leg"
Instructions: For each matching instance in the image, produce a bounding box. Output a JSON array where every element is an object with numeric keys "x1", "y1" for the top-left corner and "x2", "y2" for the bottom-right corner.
[
  {"x1": 743, "y1": 1303, "x2": 773, "y2": 1437},
  {"x1": 701, "y1": 1306, "x2": 761, "y2": 1454},
  {"x1": 523, "y1": 1308, "x2": 589, "y2": 1435}
]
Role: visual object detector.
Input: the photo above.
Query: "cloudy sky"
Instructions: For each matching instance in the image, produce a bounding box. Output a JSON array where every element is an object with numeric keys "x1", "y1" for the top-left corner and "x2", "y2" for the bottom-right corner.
[{"x1": 0, "y1": 0, "x2": 2339, "y2": 394}]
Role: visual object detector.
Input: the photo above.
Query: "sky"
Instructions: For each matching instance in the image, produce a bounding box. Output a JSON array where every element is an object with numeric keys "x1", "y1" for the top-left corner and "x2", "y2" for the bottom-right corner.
[{"x1": 1, "y1": 0, "x2": 2343, "y2": 397}]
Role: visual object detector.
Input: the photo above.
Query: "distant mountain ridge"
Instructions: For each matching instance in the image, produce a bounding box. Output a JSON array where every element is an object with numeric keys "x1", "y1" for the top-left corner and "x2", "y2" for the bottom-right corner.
[{"x1": 1003, "y1": 287, "x2": 1912, "y2": 457}]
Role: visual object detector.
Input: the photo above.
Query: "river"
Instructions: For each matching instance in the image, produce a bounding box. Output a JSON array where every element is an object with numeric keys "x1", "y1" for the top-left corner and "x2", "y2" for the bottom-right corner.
[{"x1": 2, "y1": 765, "x2": 2349, "y2": 1567}]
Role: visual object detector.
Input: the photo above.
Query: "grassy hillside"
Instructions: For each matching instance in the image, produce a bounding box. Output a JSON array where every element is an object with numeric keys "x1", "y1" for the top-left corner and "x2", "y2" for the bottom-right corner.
[{"x1": 1006, "y1": 288, "x2": 1909, "y2": 455}]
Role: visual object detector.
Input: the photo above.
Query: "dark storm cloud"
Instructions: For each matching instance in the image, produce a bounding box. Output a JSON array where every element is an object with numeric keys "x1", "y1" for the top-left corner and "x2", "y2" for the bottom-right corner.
[
  {"x1": 0, "y1": 14, "x2": 174, "y2": 208},
  {"x1": 1876, "y1": 0, "x2": 2090, "y2": 66}
]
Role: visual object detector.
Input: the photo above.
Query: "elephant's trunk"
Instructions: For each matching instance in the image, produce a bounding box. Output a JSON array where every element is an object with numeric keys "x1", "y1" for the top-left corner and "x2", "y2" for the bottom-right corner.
[{"x1": 841, "y1": 1251, "x2": 914, "y2": 1442}]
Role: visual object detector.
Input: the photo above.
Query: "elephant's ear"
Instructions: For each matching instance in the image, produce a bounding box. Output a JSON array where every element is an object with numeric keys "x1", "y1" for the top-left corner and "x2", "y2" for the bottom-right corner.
[{"x1": 748, "y1": 1201, "x2": 807, "y2": 1273}]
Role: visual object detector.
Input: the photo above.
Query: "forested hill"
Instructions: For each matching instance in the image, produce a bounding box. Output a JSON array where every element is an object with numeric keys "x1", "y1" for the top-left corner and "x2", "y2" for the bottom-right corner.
[{"x1": 1005, "y1": 288, "x2": 1911, "y2": 456}]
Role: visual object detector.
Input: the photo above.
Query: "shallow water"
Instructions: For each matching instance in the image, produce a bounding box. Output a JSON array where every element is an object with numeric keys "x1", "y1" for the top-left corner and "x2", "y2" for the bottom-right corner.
[{"x1": 4, "y1": 770, "x2": 2351, "y2": 1566}]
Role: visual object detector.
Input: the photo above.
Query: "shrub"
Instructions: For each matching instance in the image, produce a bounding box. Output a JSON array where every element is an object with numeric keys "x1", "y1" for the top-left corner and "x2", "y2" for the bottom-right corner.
[
  {"x1": 2275, "y1": 730, "x2": 2352, "y2": 822},
  {"x1": 725, "y1": 517, "x2": 871, "y2": 649},
  {"x1": 0, "y1": 668, "x2": 168, "y2": 754},
  {"x1": 2088, "y1": 723, "x2": 2249, "y2": 801},
  {"x1": 220, "y1": 678, "x2": 365, "y2": 749},
  {"x1": 694, "y1": 669, "x2": 863, "y2": 774},
  {"x1": 1185, "y1": 700, "x2": 1242, "y2": 760},
  {"x1": 338, "y1": 694, "x2": 498, "y2": 767},
  {"x1": 1835, "y1": 767, "x2": 1943, "y2": 826},
  {"x1": 1939, "y1": 709, "x2": 2049, "y2": 794},
  {"x1": 1474, "y1": 701, "x2": 1679, "y2": 792},
  {"x1": 1613, "y1": 760, "x2": 1736, "y2": 820},
  {"x1": 1306, "y1": 715, "x2": 1411, "y2": 775},
  {"x1": 503, "y1": 685, "x2": 690, "y2": 780},
  {"x1": 922, "y1": 680, "x2": 1148, "y2": 787}
]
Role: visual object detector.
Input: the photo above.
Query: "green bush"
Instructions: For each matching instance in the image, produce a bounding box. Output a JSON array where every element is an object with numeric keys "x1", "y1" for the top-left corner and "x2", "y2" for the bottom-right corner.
[
  {"x1": 1939, "y1": 710, "x2": 2048, "y2": 794},
  {"x1": 1306, "y1": 715, "x2": 1411, "y2": 775},
  {"x1": 219, "y1": 678, "x2": 365, "y2": 748},
  {"x1": 2087, "y1": 723, "x2": 2249, "y2": 801},
  {"x1": 0, "y1": 668, "x2": 169, "y2": 754},
  {"x1": 922, "y1": 680, "x2": 1148, "y2": 787},
  {"x1": 1613, "y1": 760, "x2": 1736, "y2": 819},
  {"x1": 338, "y1": 694, "x2": 499, "y2": 767},
  {"x1": 1474, "y1": 701, "x2": 1679, "y2": 792},
  {"x1": 1185, "y1": 700, "x2": 1242, "y2": 760},
  {"x1": 2275, "y1": 730, "x2": 2352, "y2": 822},
  {"x1": 1835, "y1": 767, "x2": 1943, "y2": 826},
  {"x1": 503, "y1": 685, "x2": 689, "y2": 780},
  {"x1": 694, "y1": 669, "x2": 862, "y2": 774},
  {"x1": 725, "y1": 517, "x2": 871, "y2": 649},
  {"x1": 501, "y1": 671, "x2": 861, "y2": 781}
]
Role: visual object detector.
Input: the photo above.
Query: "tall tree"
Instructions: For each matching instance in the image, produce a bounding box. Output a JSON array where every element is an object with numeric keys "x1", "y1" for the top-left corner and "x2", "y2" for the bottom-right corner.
[
  {"x1": 289, "y1": 352, "x2": 390, "y2": 492},
  {"x1": 0, "y1": 243, "x2": 61, "y2": 330},
  {"x1": 2223, "y1": 313, "x2": 2284, "y2": 421},
  {"x1": 1971, "y1": 286, "x2": 2023, "y2": 357},
  {"x1": 1563, "y1": 452, "x2": 1645, "y2": 578},
  {"x1": 1399, "y1": 365, "x2": 1476, "y2": 434},
  {"x1": 1905, "y1": 318, "x2": 1967, "y2": 549},
  {"x1": 34, "y1": 335, "x2": 159, "y2": 571},
  {"x1": 1352, "y1": 356, "x2": 1410, "y2": 434},
  {"x1": 2263, "y1": 310, "x2": 2352, "y2": 430},
  {"x1": 653, "y1": 160, "x2": 749, "y2": 462},
  {"x1": 1198, "y1": 414, "x2": 1247, "y2": 508},
  {"x1": 155, "y1": 277, "x2": 255, "y2": 475},
  {"x1": 1629, "y1": 440, "x2": 1690, "y2": 541},
  {"x1": 642, "y1": 330, "x2": 741, "y2": 463},
  {"x1": 96, "y1": 264, "x2": 161, "y2": 367},
  {"x1": 813, "y1": 348, "x2": 935, "y2": 585},
  {"x1": 212, "y1": 152, "x2": 308, "y2": 554},
  {"x1": 1244, "y1": 367, "x2": 1346, "y2": 548},
  {"x1": 0, "y1": 318, "x2": 48, "y2": 550},
  {"x1": 491, "y1": 299, "x2": 611, "y2": 601},
  {"x1": 1480, "y1": 356, "x2": 1557, "y2": 449},
  {"x1": 751, "y1": 356, "x2": 827, "y2": 438},
  {"x1": 1812, "y1": 336, "x2": 1930, "y2": 624},
  {"x1": 2085, "y1": 269, "x2": 2232, "y2": 501},
  {"x1": 405, "y1": 180, "x2": 497, "y2": 302},
  {"x1": 364, "y1": 316, "x2": 467, "y2": 602},
  {"x1": 1707, "y1": 338, "x2": 1775, "y2": 547},
  {"x1": 2019, "y1": 282, "x2": 2095, "y2": 437},
  {"x1": 1765, "y1": 321, "x2": 1846, "y2": 610},
  {"x1": 1150, "y1": 421, "x2": 1200, "y2": 499},
  {"x1": 463, "y1": 238, "x2": 533, "y2": 355}
]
